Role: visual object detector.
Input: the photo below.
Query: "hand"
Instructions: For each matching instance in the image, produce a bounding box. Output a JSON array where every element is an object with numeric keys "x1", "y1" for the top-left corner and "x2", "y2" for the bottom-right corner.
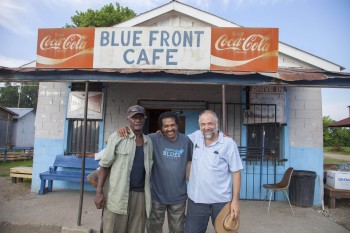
[
  {"x1": 230, "y1": 199, "x2": 240, "y2": 220},
  {"x1": 117, "y1": 126, "x2": 130, "y2": 138},
  {"x1": 155, "y1": 130, "x2": 163, "y2": 135},
  {"x1": 95, "y1": 192, "x2": 105, "y2": 209}
]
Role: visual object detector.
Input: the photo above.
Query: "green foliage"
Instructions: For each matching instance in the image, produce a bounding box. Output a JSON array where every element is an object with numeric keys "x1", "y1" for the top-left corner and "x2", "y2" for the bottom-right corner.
[
  {"x1": 65, "y1": 2, "x2": 136, "y2": 28},
  {"x1": 323, "y1": 116, "x2": 350, "y2": 149},
  {"x1": 0, "y1": 82, "x2": 39, "y2": 108}
]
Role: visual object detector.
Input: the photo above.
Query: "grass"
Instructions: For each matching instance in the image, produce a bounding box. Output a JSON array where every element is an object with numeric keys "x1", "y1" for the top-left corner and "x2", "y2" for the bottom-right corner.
[
  {"x1": 0, "y1": 160, "x2": 33, "y2": 177},
  {"x1": 324, "y1": 157, "x2": 348, "y2": 164},
  {"x1": 324, "y1": 147, "x2": 350, "y2": 164},
  {"x1": 324, "y1": 147, "x2": 350, "y2": 156}
]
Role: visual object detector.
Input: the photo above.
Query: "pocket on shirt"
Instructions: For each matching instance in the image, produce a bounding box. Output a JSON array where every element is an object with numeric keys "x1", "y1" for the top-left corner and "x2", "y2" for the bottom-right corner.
[
  {"x1": 207, "y1": 154, "x2": 220, "y2": 170},
  {"x1": 115, "y1": 151, "x2": 128, "y2": 168}
]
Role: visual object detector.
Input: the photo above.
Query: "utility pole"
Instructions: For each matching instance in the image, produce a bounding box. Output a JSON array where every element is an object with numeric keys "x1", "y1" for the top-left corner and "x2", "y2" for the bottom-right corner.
[{"x1": 17, "y1": 84, "x2": 21, "y2": 108}]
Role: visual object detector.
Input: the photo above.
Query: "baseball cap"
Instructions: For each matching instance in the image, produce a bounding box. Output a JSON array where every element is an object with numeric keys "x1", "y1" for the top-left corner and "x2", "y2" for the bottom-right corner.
[{"x1": 127, "y1": 105, "x2": 146, "y2": 118}]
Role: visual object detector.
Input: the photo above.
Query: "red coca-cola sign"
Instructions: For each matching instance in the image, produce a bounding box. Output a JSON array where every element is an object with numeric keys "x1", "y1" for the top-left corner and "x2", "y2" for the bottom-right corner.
[
  {"x1": 36, "y1": 28, "x2": 95, "y2": 68},
  {"x1": 211, "y1": 28, "x2": 278, "y2": 72}
]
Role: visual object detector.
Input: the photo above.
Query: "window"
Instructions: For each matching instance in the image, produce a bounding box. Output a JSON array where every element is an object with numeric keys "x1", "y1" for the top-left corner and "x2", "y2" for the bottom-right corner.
[
  {"x1": 67, "y1": 119, "x2": 100, "y2": 153},
  {"x1": 246, "y1": 123, "x2": 283, "y2": 160},
  {"x1": 66, "y1": 82, "x2": 103, "y2": 154}
]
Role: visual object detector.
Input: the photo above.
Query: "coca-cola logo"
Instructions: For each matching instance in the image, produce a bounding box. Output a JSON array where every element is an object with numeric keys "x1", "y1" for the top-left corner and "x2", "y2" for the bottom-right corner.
[
  {"x1": 39, "y1": 34, "x2": 88, "y2": 51},
  {"x1": 215, "y1": 33, "x2": 271, "y2": 52}
]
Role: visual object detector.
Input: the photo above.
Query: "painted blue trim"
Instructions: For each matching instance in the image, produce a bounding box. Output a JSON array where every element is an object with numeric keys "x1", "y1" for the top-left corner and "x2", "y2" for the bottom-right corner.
[
  {"x1": 63, "y1": 83, "x2": 71, "y2": 152},
  {"x1": 284, "y1": 88, "x2": 290, "y2": 164},
  {"x1": 240, "y1": 87, "x2": 247, "y2": 146},
  {"x1": 181, "y1": 110, "x2": 201, "y2": 135},
  {"x1": 98, "y1": 83, "x2": 107, "y2": 151}
]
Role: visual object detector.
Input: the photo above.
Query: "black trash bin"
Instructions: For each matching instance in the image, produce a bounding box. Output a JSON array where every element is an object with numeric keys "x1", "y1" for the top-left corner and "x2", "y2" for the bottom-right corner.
[{"x1": 289, "y1": 170, "x2": 317, "y2": 207}]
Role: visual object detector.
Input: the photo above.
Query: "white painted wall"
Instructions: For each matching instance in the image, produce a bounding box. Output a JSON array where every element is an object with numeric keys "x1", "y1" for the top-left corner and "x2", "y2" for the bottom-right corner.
[
  {"x1": 288, "y1": 87, "x2": 323, "y2": 148},
  {"x1": 103, "y1": 82, "x2": 241, "y2": 143},
  {"x1": 35, "y1": 82, "x2": 67, "y2": 140}
]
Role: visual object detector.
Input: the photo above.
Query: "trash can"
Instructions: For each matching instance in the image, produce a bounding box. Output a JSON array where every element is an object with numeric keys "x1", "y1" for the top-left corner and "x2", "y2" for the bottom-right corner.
[{"x1": 289, "y1": 170, "x2": 317, "y2": 207}]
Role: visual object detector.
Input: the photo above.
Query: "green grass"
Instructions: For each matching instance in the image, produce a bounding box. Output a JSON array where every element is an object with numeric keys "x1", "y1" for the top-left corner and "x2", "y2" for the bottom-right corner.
[
  {"x1": 324, "y1": 157, "x2": 348, "y2": 164},
  {"x1": 0, "y1": 160, "x2": 33, "y2": 177},
  {"x1": 324, "y1": 147, "x2": 350, "y2": 164},
  {"x1": 324, "y1": 147, "x2": 350, "y2": 156}
]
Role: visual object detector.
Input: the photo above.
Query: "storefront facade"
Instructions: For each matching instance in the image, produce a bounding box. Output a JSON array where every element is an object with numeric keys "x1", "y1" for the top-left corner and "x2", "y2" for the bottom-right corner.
[{"x1": 1, "y1": 1, "x2": 350, "y2": 205}]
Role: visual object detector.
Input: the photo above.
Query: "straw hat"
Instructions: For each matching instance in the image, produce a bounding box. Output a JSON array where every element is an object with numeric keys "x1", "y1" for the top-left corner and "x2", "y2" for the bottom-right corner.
[{"x1": 214, "y1": 202, "x2": 240, "y2": 233}]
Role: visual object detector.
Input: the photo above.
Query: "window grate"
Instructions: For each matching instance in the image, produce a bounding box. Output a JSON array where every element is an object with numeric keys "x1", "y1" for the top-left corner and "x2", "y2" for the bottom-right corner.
[{"x1": 67, "y1": 120, "x2": 100, "y2": 154}]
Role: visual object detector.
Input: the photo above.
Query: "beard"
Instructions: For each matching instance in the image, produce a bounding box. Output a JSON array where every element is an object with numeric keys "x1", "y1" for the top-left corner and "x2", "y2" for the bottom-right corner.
[{"x1": 203, "y1": 129, "x2": 216, "y2": 140}]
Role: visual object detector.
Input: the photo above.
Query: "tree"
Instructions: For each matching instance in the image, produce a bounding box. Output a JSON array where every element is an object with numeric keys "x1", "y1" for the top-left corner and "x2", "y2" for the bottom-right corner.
[
  {"x1": 0, "y1": 82, "x2": 39, "y2": 108},
  {"x1": 323, "y1": 116, "x2": 350, "y2": 150},
  {"x1": 65, "y1": 2, "x2": 136, "y2": 28}
]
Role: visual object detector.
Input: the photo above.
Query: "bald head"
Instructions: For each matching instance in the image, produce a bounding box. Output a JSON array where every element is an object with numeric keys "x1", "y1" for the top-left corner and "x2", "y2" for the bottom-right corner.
[{"x1": 199, "y1": 110, "x2": 219, "y2": 140}]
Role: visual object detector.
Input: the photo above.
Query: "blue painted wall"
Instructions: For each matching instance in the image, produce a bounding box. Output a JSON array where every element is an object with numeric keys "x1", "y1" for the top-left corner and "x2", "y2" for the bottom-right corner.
[
  {"x1": 182, "y1": 110, "x2": 201, "y2": 135},
  {"x1": 31, "y1": 138, "x2": 96, "y2": 192},
  {"x1": 240, "y1": 146, "x2": 323, "y2": 205},
  {"x1": 288, "y1": 146, "x2": 323, "y2": 205}
]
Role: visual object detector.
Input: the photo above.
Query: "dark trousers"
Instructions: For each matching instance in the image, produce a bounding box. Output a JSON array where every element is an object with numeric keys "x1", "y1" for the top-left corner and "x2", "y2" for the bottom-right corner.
[{"x1": 184, "y1": 198, "x2": 226, "y2": 233}]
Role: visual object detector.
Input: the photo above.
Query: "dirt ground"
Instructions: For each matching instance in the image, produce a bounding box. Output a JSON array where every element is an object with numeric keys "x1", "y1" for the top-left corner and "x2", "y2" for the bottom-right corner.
[
  {"x1": 0, "y1": 176, "x2": 31, "y2": 205},
  {"x1": 317, "y1": 198, "x2": 350, "y2": 231},
  {"x1": 0, "y1": 176, "x2": 349, "y2": 231}
]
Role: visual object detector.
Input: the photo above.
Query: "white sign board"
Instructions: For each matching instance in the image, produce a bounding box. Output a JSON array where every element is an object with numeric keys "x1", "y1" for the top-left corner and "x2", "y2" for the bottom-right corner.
[
  {"x1": 93, "y1": 27, "x2": 211, "y2": 69},
  {"x1": 67, "y1": 92, "x2": 103, "y2": 120},
  {"x1": 244, "y1": 86, "x2": 286, "y2": 124}
]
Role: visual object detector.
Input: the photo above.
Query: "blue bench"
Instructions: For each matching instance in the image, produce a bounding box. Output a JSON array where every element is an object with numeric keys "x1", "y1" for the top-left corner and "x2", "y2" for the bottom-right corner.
[
  {"x1": 13, "y1": 146, "x2": 34, "y2": 154},
  {"x1": 39, "y1": 154, "x2": 99, "y2": 195}
]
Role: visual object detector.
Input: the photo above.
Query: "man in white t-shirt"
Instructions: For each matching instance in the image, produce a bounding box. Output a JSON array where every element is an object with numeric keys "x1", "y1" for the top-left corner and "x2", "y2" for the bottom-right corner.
[{"x1": 185, "y1": 110, "x2": 243, "y2": 233}]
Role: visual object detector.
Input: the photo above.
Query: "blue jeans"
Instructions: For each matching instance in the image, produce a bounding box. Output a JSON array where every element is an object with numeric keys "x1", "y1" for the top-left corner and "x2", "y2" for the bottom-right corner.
[{"x1": 184, "y1": 198, "x2": 226, "y2": 233}]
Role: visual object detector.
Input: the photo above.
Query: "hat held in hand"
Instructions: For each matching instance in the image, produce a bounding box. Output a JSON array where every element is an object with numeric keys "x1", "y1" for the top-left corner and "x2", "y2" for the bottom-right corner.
[{"x1": 215, "y1": 202, "x2": 240, "y2": 233}]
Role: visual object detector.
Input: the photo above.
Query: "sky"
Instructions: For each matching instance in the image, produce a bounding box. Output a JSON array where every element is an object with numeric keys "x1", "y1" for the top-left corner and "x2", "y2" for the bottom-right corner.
[{"x1": 0, "y1": 0, "x2": 349, "y2": 120}]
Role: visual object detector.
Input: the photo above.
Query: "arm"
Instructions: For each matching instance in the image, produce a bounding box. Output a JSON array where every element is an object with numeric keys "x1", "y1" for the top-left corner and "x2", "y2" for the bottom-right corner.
[
  {"x1": 230, "y1": 170, "x2": 241, "y2": 219},
  {"x1": 186, "y1": 138, "x2": 193, "y2": 181},
  {"x1": 186, "y1": 161, "x2": 192, "y2": 181},
  {"x1": 87, "y1": 168, "x2": 99, "y2": 188},
  {"x1": 94, "y1": 166, "x2": 109, "y2": 209}
]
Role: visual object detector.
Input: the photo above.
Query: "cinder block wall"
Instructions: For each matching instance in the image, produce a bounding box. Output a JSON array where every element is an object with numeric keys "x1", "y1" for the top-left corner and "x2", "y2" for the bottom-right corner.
[
  {"x1": 103, "y1": 83, "x2": 241, "y2": 142},
  {"x1": 32, "y1": 82, "x2": 241, "y2": 191},
  {"x1": 287, "y1": 87, "x2": 323, "y2": 205},
  {"x1": 32, "y1": 82, "x2": 67, "y2": 191}
]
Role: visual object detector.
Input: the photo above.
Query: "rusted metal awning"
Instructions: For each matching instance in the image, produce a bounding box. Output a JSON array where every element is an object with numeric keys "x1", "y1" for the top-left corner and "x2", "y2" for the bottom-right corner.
[
  {"x1": 1, "y1": 67, "x2": 350, "y2": 87},
  {"x1": 329, "y1": 117, "x2": 350, "y2": 127}
]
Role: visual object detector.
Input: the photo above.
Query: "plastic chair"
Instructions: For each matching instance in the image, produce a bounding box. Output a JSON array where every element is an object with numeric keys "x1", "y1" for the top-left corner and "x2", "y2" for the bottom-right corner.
[{"x1": 263, "y1": 167, "x2": 295, "y2": 215}]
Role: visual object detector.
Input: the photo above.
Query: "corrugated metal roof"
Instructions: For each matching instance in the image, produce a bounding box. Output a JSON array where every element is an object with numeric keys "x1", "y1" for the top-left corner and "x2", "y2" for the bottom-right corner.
[
  {"x1": 0, "y1": 106, "x2": 18, "y2": 116},
  {"x1": 6, "y1": 108, "x2": 34, "y2": 119},
  {"x1": 0, "y1": 67, "x2": 350, "y2": 86},
  {"x1": 329, "y1": 117, "x2": 350, "y2": 127}
]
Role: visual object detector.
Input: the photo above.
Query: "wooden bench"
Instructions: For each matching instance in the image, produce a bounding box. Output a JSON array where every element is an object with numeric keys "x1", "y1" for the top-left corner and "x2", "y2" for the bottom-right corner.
[
  {"x1": 39, "y1": 154, "x2": 99, "y2": 195},
  {"x1": 10, "y1": 166, "x2": 32, "y2": 183},
  {"x1": 0, "y1": 148, "x2": 9, "y2": 163},
  {"x1": 324, "y1": 184, "x2": 350, "y2": 208}
]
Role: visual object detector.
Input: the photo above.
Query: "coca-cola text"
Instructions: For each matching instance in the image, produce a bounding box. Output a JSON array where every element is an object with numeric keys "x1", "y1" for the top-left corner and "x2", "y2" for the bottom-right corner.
[{"x1": 39, "y1": 34, "x2": 88, "y2": 51}]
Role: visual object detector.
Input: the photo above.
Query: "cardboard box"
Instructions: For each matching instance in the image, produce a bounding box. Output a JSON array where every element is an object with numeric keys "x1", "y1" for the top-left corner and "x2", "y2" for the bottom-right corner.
[{"x1": 326, "y1": 170, "x2": 350, "y2": 190}]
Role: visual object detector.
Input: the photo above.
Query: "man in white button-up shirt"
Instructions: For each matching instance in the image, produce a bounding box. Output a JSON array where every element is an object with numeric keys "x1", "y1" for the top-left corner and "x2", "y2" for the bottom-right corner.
[{"x1": 185, "y1": 110, "x2": 243, "y2": 233}]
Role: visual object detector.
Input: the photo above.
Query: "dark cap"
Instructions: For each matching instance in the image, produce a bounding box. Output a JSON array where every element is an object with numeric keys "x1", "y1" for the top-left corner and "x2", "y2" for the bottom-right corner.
[{"x1": 127, "y1": 105, "x2": 146, "y2": 118}]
